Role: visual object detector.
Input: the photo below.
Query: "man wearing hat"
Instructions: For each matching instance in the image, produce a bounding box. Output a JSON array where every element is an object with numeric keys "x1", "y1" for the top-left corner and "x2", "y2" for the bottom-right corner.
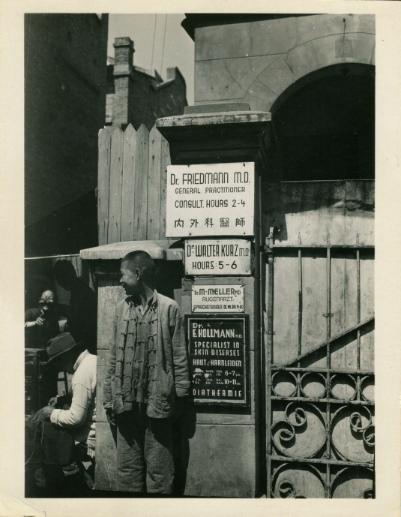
[{"x1": 29, "y1": 332, "x2": 96, "y2": 494}]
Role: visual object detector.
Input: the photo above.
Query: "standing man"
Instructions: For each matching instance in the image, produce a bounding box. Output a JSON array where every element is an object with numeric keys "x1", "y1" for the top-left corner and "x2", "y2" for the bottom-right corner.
[{"x1": 103, "y1": 250, "x2": 190, "y2": 495}]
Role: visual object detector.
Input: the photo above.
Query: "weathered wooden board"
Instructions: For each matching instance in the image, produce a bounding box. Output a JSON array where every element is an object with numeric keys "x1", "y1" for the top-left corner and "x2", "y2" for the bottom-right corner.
[
  {"x1": 121, "y1": 124, "x2": 137, "y2": 241},
  {"x1": 97, "y1": 282, "x2": 124, "y2": 352},
  {"x1": 360, "y1": 255, "x2": 374, "y2": 371},
  {"x1": 133, "y1": 124, "x2": 149, "y2": 240},
  {"x1": 97, "y1": 123, "x2": 171, "y2": 244},
  {"x1": 271, "y1": 254, "x2": 298, "y2": 365},
  {"x1": 159, "y1": 134, "x2": 171, "y2": 239},
  {"x1": 108, "y1": 127, "x2": 124, "y2": 244},
  {"x1": 301, "y1": 253, "x2": 327, "y2": 368},
  {"x1": 96, "y1": 349, "x2": 108, "y2": 423},
  {"x1": 269, "y1": 250, "x2": 373, "y2": 370},
  {"x1": 330, "y1": 253, "x2": 358, "y2": 370},
  {"x1": 97, "y1": 128, "x2": 112, "y2": 245},
  {"x1": 147, "y1": 125, "x2": 162, "y2": 239}
]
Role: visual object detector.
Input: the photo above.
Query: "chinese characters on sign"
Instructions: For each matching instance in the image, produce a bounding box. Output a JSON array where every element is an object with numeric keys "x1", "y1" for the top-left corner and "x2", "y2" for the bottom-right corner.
[
  {"x1": 165, "y1": 162, "x2": 255, "y2": 237},
  {"x1": 187, "y1": 315, "x2": 249, "y2": 406},
  {"x1": 191, "y1": 285, "x2": 244, "y2": 313},
  {"x1": 185, "y1": 239, "x2": 252, "y2": 275}
]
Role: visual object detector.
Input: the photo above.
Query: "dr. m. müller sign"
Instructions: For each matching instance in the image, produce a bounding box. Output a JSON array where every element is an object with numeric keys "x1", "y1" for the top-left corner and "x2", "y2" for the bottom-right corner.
[{"x1": 165, "y1": 162, "x2": 254, "y2": 237}]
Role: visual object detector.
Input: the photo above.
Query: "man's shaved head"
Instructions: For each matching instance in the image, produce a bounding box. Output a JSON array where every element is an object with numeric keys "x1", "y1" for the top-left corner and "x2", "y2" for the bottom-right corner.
[{"x1": 122, "y1": 250, "x2": 155, "y2": 286}]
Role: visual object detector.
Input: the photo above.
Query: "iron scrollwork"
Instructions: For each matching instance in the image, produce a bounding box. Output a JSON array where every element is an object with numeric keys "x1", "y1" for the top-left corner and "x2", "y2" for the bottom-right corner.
[{"x1": 272, "y1": 402, "x2": 326, "y2": 459}]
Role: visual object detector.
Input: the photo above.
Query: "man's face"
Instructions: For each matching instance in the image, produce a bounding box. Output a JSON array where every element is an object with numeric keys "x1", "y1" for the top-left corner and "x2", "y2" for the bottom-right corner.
[
  {"x1": 120, "y1": 261, "x2": 139, "y2": 295},
  {"x1": 39, "y1": 291, "x2": 55, "y2": 314}
]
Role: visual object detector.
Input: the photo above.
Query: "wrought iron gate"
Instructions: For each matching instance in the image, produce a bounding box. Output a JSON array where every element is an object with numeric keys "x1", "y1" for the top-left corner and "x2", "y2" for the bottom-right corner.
[{"x1": 264, "y1": 238, "x2": 375, "y2": 498}]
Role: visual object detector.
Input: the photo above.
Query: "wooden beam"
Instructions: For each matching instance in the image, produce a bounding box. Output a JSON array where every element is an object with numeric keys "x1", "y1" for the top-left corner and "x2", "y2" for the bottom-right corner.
[{"x1": 282, "y1": 316, "x2": 374, "y2": 367}]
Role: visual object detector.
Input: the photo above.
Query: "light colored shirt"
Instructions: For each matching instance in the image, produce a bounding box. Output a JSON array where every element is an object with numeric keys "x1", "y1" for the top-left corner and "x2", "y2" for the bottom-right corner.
[{"x1": 50, "y1": 350, "x2": 96, "y2": 455}]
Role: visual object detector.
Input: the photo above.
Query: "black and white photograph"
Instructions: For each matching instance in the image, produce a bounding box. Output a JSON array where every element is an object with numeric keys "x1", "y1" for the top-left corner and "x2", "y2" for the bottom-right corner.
[{"x1": 1, "y1": 2, "x2": 401, "y2": 516}]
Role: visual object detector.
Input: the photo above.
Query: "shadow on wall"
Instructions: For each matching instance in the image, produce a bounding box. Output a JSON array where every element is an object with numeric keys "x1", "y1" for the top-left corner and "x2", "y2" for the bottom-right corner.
[
  {"x1": 270, "y1": 64, "x2": 374, "y2": 183},
  {"x1": 263, "y1": 64, "x2": 374, "y2": 244},
  {"x1": 262, "y1": 180, "x2": 375, "y2": 244},
  {"x1": 53, "y1": 260, "x2": 97, "y2": 354}
]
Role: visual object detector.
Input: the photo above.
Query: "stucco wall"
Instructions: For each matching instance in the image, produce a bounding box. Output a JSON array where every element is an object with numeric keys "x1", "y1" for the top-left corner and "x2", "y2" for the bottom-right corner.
[{"x1": 194, "y1": 14, "x2": 375, "y2": 111}]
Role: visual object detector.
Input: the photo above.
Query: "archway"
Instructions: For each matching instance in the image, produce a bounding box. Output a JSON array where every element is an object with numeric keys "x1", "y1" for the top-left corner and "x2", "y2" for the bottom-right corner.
[{"x1": 270, "y1": 63, "x2": 374, "y2": 181}]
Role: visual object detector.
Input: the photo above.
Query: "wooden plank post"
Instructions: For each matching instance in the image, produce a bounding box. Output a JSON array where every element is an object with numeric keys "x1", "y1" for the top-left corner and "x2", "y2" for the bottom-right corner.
[
  {"x1": 97, "y1": 128, "x2": 112, "y2": 245},
  {"x1": 121, "y1": 124, "x2": 137, "y2": 241},
  {"x1": 108, "y1": 127, "x2": 124, "y2": 244},
  {"x1": 159, "y1": 133, "x2": 170, "y2": 239},
  {"x1": 133, "y1": 124, "x2": 149, "y2": 240},
  {"x1": 147, "y1": 124, "x2": 162, "y2": 239}
]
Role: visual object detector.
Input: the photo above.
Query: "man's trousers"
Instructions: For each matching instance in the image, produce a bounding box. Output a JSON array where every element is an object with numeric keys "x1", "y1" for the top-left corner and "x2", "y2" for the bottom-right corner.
[{"x1": 116, "y1": 407, "x2": 174, "y2": 494}]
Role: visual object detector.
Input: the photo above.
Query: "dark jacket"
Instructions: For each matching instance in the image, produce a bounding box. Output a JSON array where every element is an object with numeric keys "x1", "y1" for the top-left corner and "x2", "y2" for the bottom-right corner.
[
  {"x1": 103, "y1": 291, "x2": 190, "y2": 419},
  {"x1": 25, "y1": 307, "x2": 60, "y2": 349}
]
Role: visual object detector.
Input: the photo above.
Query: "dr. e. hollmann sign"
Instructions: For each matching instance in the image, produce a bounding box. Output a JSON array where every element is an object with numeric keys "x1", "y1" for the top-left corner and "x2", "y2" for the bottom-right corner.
[
  {"x1": 165, "y1": 162, "x2": 254, "y2": 237},
  {"x1": 187, "y1": 315, "x2": 249, "y2": 406}
]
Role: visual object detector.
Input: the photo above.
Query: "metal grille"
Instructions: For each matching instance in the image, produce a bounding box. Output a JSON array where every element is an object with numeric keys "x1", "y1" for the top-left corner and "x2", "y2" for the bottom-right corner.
[{"x1": 265, "y1": 242, "x2": 375, "y2": 498}]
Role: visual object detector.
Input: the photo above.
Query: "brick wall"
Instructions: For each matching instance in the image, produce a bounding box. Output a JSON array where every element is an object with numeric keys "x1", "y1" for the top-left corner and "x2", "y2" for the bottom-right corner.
[
  {"x1": 25, "y1": 14, "x2": 109, "y2": 253},
  {"x1": 106, "y1": 37, "x2": 187, "y2": 129}
]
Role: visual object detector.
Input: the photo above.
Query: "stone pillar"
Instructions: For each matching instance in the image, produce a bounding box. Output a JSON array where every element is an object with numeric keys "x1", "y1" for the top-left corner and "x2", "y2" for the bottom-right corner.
[
  {"x1": 112, "y1": 37, "x2": 134, "y2": 126},
  {"x1": 156, "y1": 104, "x2": 272, "y2": 497}
]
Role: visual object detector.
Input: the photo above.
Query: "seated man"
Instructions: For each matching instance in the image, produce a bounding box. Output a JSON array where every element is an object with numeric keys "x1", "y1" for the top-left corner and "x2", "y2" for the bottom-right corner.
[
  {"x1": 27, "y1": 333, "x2": 96, "y2": 495},
  {"x1": 25, "y1": 290, "x2": 61, "y2": 349}
]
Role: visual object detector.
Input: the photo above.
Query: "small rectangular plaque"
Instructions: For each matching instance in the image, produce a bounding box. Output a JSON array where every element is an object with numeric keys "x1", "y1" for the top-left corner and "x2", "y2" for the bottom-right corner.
[
  {"x1": 187, "y1": 315, "x2": 249, "y2": 407},
  {"x1": 184, "y1": 239, "x2": 251, "y2": 276},
  {"x1": 191, "y1": 284, "x2": 244, "y2": 313}
]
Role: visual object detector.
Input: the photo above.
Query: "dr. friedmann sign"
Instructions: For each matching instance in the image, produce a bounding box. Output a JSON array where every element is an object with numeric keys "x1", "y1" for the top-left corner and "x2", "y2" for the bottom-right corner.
[{"x1": 166, "y1": 162, "x2": 254, "y2": 237}]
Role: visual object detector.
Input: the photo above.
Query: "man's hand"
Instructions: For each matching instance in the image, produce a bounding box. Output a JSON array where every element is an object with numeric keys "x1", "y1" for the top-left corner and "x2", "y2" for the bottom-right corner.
[
  {"x1": 35, "y1": 316, "x2": 45, "y2": 327},
  {"x1": 105, "y1": 407, "x2": 116, "y2": 427},
  {"x1": 38, "y1": 405, "x2": 54, "y2": 421},
  {"x1": 25, "y1": 318, "x2": 44, "y2": 328},
  {"x1": 48, "y1": 396, "x2": 58, "y2": 407},
  {"x1": 174, "y1": 396, "x2": 191, "y2": 420}
]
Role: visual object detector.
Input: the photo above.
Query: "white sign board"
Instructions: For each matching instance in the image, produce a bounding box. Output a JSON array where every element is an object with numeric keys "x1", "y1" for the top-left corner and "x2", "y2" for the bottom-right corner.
[
  {"x1": 185, "y1": 239, "x2": 252, "y2": 276},
  {"x1": 191, "y1": 285, "x2": 245, "y2": 313},
  {"x1": 166, "y1": 162, "x2": 254, "y2": 237}
]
